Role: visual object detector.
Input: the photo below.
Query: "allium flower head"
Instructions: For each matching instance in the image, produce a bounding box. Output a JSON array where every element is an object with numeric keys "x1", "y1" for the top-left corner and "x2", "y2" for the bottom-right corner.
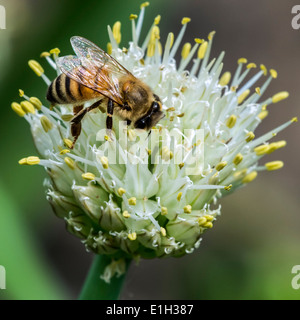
[{"x1": 15, "y1": 3, "x2": 296, "y2": 282}]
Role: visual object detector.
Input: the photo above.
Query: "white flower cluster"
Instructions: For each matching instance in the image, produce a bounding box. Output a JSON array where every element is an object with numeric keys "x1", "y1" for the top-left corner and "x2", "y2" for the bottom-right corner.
[{"x1": 14, "y1": 2, "x2": 296, "y2": 282}]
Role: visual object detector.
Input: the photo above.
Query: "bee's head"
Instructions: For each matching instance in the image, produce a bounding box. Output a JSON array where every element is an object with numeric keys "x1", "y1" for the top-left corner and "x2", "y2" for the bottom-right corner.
[{"x1": 134, "y1": 95, "x2": 165, "y2": 130}]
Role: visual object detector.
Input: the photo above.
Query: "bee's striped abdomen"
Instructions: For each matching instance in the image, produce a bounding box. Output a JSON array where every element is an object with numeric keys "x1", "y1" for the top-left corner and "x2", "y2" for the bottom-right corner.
[{"x1": 46, "y1": 73, "x2": 101, "y2": 105}]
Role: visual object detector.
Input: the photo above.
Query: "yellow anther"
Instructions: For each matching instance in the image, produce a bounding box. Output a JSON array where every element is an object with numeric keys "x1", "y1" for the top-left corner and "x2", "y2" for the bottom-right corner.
[
  {"x1": 184, "y1": 205, "x2": 192, "y2": 213},
  {"x1": 161, "y1": 207, "x2": 168, "y2": 216},
  {"x1": 207, "y1": 30, "x2": 216, "y2": 40},
  {"x1": 61, "y1": 114, "x2": 73, "y2": 121},
  {"x1": 254, "y1": 144, "x2": 269, "y2": 156},
  {"x1": 104, "y1": 134, "x2": 112, "y2": 142},
  {"x1": 26, "y1": 156, "x2": 40, "y2": 165},
  {"x1": 179, "y1": 163, "x2": 184, "y2": 169},
  {"x1": 203, "y1": 215, "x2": 214, "y2": 222},
  {"x1": 224, "y1": 184, "x2": 232, "y2": 191},
  {"x1": 140, "y1": 1, "x2": 149, "y2": 8},
  {"x1": 128, "y1": 197, "x2": 136, "y2": 205},
  {"x1": 82, "y1": 172, "x2": 96, "y2": 180},
  {"x1": 129, "y1": 14, "x2": 138, "y2": 20},
  {"x1": 233, "y1": 153, "x2": 243, "y2": 165},
  {"x1": 274, "y1": 140, "x2": 287, "y2": 149},
  {"x1": 265, "y1": 161, "x2": 284, "y2": 171},
  {"x1": 231, "y1": 86, "x2": 238, "y2": 92},
  {"x1": 160, "y1": 227, "x2": 167, "y2": 237},
  {"x1": 234, "y1": 168, "x2": 247, "y2": 179},
  {"x1": 29, "y1": 97, "x2": 42, "y2": 110},
  {"x1": 194, "y1": 38, "x2": 203, "y2": 44},
  {"x1": 226, "y1": 114, "x2": 237, "y2": 128},
  {"x1": 268, "y1": 141, "x2": 281, "y2": 153},
  {"x1": 147, "y1": 42, "x2": 155, "y2": 57},
  {"x1": 219, "y1": 72, "x2": 231, "y2": 86},
  {"x1": 246, "y1": 63, "x2": 257, "y2": 69},
  {"x1": 238, "y1": 89, "x2": 250, "y2": 104},
  {"x1": 50, "y1": 48, "x2": 60, "y2": 55},
  {"x1": 258, "y1": 110, "x2": 268, "y2": 120},
  {"x1": 262, "y1": 104, "x2": 267, "y2": 111},
  {"x1": 40, "y1": 116, "x2": 53, "y2": 132},
  {"x1": 203, "y1": 221, "x2": 213, "y2": 228},
  {"x1": 216, "y1": 161, "x2": 227, "y2": 171},
  {"x1": 166, "y1": 107, "x2": 175, "y2": 112},
  {"x1": 177, "y1": 192, "x2": 182, "y2": 201},
  {"x1": 154, "y1": 15, "x2": 161, "y2": 25},
  {"x1": 266, "y1": 140, "x2": 286, "y2": 154},
  {"x1": 63, "y1": 138, "x2": 73, "y2": 149},
  {"x1": 19, "y1": 89, "x2": 24, "y2": 97},
  {"x1": 11, "y1": 102, "x2": 26, "y2": 117},
  {"x1": 245, "y1": 131, "x2": 255, "y2": 142},
  {"x1": 150, "y1": 25, "x2": 160, "y2": 41},
  {"x1": 123, "y1": 211, "x2": 131, "y2": 218},
  {"x1": 181, "y1": 17, "x2": 191, "y2": 25},
  {"x1": 270, "y1": 69, "x2": 278, "y2": 79},
  {"x1": 18, "y1": 158, "x2": 28, "y2": 165},
  {"x1": 64, "y1": 157, "x2": 75, "y2": 170},
  {"x1": 161, "y1": 146, "x2": 173, "y2": 161},
  {"x1": 255, "y1": 87, "x2": 261, "y2": 95},
  {"x1": 157, "y1": 41, "x2": 162, "y2": 55},
  {"x1": 59, "y1": 149, "x2": 70, "y2": 155},
  {"x1": 197, "y1": 41, "x2": 208, "y2": 59},
  {"x1": 107, "y1": 42, "x2": 112, "y2": 55},
  {"x1": 117, "y1": 188, "x2": 126, "y2": 196},
  {"x1": 168, "y1": 32, "x2": 174, "y2": 49},
  {"x1": 177, "y1": 113, "x2": 185, "y2": 118},
  {"x1": 113, "y1": 21, "x2": 121, "y2": 44},
  {"x1": 237, "y1": 58, "x2": 247, "y2": 64},
  {"x1": 272, "y1": 91, "x2": 289, "y2": 103},
  {"x1": 198, "y1": 216, "x2": 207, "y2": 226},
  {"x1": 20, "y1": 101, "x2": 35, "y2": 114},
  {"x1": 242, "y1": 171, "x2": 257, "y2": 184},
  {"x1": 100, "y1": 156, "x2": 109, "y2": 169},
  {"x1": 181, "y1": 42, "x2": 191, "y2": 59},
  {"x1": 260, "y1": 64, "x2": 268, "y2": 76},
  {"x1": 291, "y1": 117, "x2": 298, "y2": 123},
  {"x1": 40, "y1": 51, "x2": 50, "y2": 58},
  {"x1": 128, "y1": 232, "x2": 137, "y2": 241},
  {"x1": 28, "y1": 60, "x2": 44, "y2": 76}
]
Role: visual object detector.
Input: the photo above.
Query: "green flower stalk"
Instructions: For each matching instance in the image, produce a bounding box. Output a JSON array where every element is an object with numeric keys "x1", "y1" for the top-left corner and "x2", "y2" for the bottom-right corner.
[{"x1": 14, "y1": 2, "x2": 296, "y2": 286}]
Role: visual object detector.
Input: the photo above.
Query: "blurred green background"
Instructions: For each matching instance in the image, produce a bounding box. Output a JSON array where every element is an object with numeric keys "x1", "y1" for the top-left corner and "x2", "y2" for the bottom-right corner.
[{"x1": 0, "y1": 0, "x2": 299, "y2": 300}]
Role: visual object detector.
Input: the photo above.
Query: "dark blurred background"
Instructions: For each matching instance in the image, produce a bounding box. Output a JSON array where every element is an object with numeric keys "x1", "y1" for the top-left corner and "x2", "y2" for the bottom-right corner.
[{"x1": 0, "y1": 0, "x2": 299, "y2": 300}]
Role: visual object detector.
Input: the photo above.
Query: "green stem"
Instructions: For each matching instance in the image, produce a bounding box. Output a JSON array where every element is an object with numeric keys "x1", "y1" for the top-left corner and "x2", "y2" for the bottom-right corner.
[{"x1": 79, "y1": 255, "x2": 130, "y2": 300}]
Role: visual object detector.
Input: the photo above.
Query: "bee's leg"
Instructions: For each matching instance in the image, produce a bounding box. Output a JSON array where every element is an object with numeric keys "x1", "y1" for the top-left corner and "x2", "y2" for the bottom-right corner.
[
  {"x1": 70, "y1": 100, "x2": 103, "y2": 148},
  {"x1": 70, "y1": 122, "x2": 82, "y2": 149},
  {"x1": 73, "y1": 105, "x2": 84, "y2": 115},
  {"x1": 106, "y1": 99, "x2": 114, "y2": 131},
  {"x1": 70, "y1": 105, "x2": 84, "y2": 149}
]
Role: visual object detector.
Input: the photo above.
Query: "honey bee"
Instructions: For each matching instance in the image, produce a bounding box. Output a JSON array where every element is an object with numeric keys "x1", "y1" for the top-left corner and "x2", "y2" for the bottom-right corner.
[{"x1": 46, "y1": 36, "x2": 164, "y2": 148}]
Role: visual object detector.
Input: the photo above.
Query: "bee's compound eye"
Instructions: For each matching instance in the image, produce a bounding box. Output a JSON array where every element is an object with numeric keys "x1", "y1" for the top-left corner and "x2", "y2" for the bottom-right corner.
[
  {"x1": 135, "y1": 118, "x2": 147, "y2": 129},
  {"x1": 152, "y1": 101, "x2": 160, "y2": 113}
]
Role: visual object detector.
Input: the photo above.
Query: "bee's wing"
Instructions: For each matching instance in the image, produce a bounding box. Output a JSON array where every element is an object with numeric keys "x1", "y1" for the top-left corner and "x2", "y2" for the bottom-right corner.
[{"x1": 56, "y1": 36, "x2": 133, "y2": 105}]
